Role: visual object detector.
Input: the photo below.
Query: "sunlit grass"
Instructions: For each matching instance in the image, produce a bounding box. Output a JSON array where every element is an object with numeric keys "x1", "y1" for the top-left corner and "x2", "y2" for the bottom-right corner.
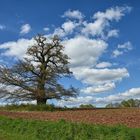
[{"x1": 0, "y1": 116, "x2": 140, "y2": 140}]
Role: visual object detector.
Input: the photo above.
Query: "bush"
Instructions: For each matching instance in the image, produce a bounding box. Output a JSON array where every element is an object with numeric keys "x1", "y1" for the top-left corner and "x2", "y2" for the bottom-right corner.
[
  {"x1": 105, "y1": 99, "x2": 140, "y2": 108},
  {"x1": 0, "y1": 104, "x2": 56, "y2": 111},
  {"x1": 79, "y1": 104, "x2": 95, "y2": 108}
]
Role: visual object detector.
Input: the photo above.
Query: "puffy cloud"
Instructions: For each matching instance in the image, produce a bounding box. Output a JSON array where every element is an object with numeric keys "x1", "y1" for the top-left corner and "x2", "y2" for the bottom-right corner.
[
  {"x1": 53, "y1": 20, "x2": 79, "y2": 37},
  {"x1": 93, "y1": 6, "x2": 131, "y2": 21},
  {"x1": 118, "y1": 41, "x2": 133, "y2": 50},
  {"x1": 62, "y1": 20, "x2": 76, "y2": 33},
  {"x1": 82, "y1": 6, "x2": 131, "y2": 37},
  {"x1": 112, "y1": 41, "x2": 133, "y2": 57},
  {"x1": 62, "y1": 9, "x2": 84, "y2": 20},
  {"x1": 62, "y1": 7, "x2": 131, "y2": 87},
  {"x1": 81, "y1": 19, "x2": 107, "y2": 37},
  {"x1": 96, "y1": 62, "x2": 112, "y2": 68},
  {"x1": 20, "y1": 24, "x2": 31, "y2": 34},
  {"x1": 107, "y1": 29, "x2": 119, "y2": 38},
  {"x1": 63, "y1": 36, "x2": 108, "y2": 67},
  {"x1": 53, "y1": 27, "x2": 66, "y2": 37},
  {"x1": 72, "y1": 67, "x2": 129, "y2": 85},
  {"x1": 81, "y1": 82, "x2": 115, "y2": 94},
  {"x1": 112, "y1": 49, "x2": 123, "y2": 57},
  {"x1": 96, "y1": 87, "x2": 140, "y2": 104},
  {"x1": 0, "y1": 38, "x2": 35, "y2": 59},
  {"x1": 57, "y1": 87, "x2": 140, "y2": 107},
  {"x1": 62, "y1": 6, "x2": 131, "y2": 94},
  {"x1": 76, "y1": 67, "x2": 129, "y2": 93},
  {"x1": 57, "y1": 96, "x2": 93, "y2": 107}
]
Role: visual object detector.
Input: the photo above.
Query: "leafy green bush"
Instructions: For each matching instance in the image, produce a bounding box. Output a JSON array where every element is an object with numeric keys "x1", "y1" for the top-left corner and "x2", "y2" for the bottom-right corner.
[
  {"x1": 105, "y1": 99, "x2": 140, "y2": 108},
  {"x1": 79, "y1": 104, "x2": 95, "y2": 108},
  {"x1": 0, "y1": 104, "x2": 56, "y2": 111}
]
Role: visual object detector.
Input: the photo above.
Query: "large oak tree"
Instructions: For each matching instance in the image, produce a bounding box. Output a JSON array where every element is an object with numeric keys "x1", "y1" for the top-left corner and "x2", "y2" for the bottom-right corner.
[{"x1": 0, "y1": 35, "x2": 77, "y2": 105}]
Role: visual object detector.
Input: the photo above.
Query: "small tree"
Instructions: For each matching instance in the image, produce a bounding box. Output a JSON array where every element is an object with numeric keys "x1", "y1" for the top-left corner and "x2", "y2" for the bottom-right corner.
[
  {"x1": 0, "y1": 35, "x2": 77, "y2": 105},
  {"x1": 121, "y1": 99, "x2": 137, "y2": 107},
  {"x1": 79, "y1": 104, "x2": 95, "y2": 108},
  {"x1": 105, "y1": 103, "x2": 121, "y2": 108},
  {"x1": 105, "y1": 99, "x2": 140, "y2": 108}
]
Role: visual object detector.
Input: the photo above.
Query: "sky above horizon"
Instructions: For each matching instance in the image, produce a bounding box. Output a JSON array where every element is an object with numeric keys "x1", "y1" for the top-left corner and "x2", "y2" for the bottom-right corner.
[{"x1": 0, "y1": 0, "x2": 140, "y2": 107}]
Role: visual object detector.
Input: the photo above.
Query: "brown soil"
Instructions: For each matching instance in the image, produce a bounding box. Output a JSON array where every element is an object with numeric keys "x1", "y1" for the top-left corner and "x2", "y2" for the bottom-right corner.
[{"x1": 0, "y1": 108, "x2": 140, "y2": 128}]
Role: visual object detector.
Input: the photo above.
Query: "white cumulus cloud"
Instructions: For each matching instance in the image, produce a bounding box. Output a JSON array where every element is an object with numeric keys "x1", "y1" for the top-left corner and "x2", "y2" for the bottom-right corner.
[
  {"x1": 0, "y1": 38, "x2": 35, "y2": 59},
  {"x1": 107, "y1": 29, "x2": 119, "y2": 38},
  {"x1": 53, "y1": 20, "x2": 79, "y2": 37},
  {"x1": 112, "y1": 41, "x2": 133, "y2": 58},
  {"x1": 96, "y1": 87, "x2": 140, "y2": 104},
  {"x1": 96, "y1": 62, "x2": 112, "y2": 68},
  {"x1": 81, "y1": 82, "x2": 115, "y2": 94},
  {"x1": 112, "y1": 49, "x2": 123, "y2": 57},
  {"x1": 64, "y1": 36, "x2": 108, "y2": 67},
  {"x1": 62, "y1": 20, "x2": 76, "y2": 33},
  {"x1": 118, "y1": 41, "x2": 133, "y2": 50},
  {"x1": 20, "y1": 24, "x2": 31, "y2": 34},
  {"x1": 82, "y1": 6, "x2": 131, "y2": 37},
  {"x1": 93, "y1": 6, "x2": 131, "y2": 21},
  {"x1": 62, "y1": 9, "x2": 84, "y2": 20},
  {"x1": 82, "y1": 19, "x2": 107, "y2": 37},
  {"x1": 72, "y1": 67, "x2": 129, "y2": 85}
]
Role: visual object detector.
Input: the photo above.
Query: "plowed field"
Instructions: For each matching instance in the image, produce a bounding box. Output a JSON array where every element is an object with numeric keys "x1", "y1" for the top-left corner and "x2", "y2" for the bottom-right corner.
[{"x1": 0, "y1": 108, "x2": 140, "y2": 128}]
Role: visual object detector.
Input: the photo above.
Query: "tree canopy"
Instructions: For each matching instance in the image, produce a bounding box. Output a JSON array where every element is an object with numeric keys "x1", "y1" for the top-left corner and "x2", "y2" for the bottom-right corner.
[
  {"x1": 0, "y1": 35, "x2": 77, "y2": 105},
  {"x1": 105, "y1": 99, "x2": 140, "y2": 108},
  {"x1": 79, "y1": 104, "x2": 95, "y2": 108}
]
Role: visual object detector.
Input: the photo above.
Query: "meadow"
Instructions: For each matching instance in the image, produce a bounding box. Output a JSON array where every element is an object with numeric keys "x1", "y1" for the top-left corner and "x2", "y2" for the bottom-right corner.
[{"x1": 0, "y1": 116, "x2": 140, "y2": 140}]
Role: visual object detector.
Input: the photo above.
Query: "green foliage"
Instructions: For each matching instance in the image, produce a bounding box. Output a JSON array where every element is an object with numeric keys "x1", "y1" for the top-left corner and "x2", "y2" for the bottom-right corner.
[
  {"x1": 79, "y1": 104, "x2": 95, "y2": 108},
  {"x1": 0, "y1": 104, "x2": 79, "y2": 111},
  {"x1": 0, "y1": 116, "x2": 140, "y2": 140},
  {"x1": 0, "y1": 104, "x2": 56, "y2": 111},
  {"x1": 123, "y1": 99, "x2": 140, "y2": 107},
  {"x1": 105, "y1": 103, "x2": 121, "y2": 108},
  {"x1": 105, "y1": 99, "x2": 140, "y2": 108}
]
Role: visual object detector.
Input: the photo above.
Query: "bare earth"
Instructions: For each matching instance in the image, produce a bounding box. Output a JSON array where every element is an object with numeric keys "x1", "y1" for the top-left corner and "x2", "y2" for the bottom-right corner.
[{"x1": 0, "y1": 108, "x2": 140, "y2": 128}]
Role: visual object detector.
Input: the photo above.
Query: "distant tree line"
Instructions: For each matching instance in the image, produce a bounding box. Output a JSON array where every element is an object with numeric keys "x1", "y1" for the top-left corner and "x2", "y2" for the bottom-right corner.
[
  {"x1": 105, "y1": 99, "x2": 140, "y2": 108},
  {"x1": 78, "y1": 99, "x2": 140, "y2": 109}
]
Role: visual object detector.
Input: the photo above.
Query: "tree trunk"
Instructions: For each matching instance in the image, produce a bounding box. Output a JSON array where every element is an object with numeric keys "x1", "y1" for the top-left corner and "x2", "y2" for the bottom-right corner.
[
  {"x1": 36, "y1": 76, "x2": 46, "y2": 105},
  {"x1": 37, "y1": 98, "x2": 47, "y2": 105}
]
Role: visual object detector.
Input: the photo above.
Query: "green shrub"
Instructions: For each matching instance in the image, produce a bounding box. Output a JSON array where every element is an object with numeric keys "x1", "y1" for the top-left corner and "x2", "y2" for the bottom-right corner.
[
  {"x1": 0, "y1": 104, "x2": 56, "y2": 111},
  {"x1": 79, "y1": 104, "x2": 95, "y2": 108}
]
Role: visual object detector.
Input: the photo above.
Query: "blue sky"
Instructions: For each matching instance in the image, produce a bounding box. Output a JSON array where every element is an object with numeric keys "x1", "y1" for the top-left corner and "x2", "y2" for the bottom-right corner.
[{"x1": 0, "y1": 0, "x2": 140, "y2": 107}]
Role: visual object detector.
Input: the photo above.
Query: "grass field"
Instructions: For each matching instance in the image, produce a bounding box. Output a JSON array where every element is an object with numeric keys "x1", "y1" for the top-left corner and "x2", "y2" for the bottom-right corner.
[{"x1": 0, "y1": 116, "x2": 140, "y2": 140}]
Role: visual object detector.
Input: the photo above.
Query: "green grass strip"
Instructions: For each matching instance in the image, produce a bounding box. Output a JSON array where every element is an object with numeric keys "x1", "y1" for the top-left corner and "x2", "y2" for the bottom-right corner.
[{"x1": 0, "y1": 116, "x2": 140, "y2": 140}]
